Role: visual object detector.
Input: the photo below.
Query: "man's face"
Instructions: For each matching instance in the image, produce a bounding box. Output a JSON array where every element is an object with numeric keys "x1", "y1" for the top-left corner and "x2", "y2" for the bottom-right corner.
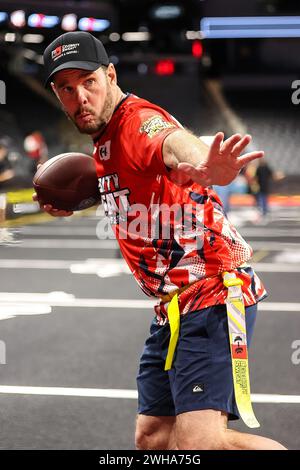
[{"x1": 52, "y1": 66, "x2": 115, "y2": 136}]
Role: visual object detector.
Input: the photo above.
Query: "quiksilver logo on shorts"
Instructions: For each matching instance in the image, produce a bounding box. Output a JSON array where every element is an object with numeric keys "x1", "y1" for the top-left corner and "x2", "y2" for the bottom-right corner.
[{"x1": 192, "y1": 383, "x2": 204, "y2": 393}]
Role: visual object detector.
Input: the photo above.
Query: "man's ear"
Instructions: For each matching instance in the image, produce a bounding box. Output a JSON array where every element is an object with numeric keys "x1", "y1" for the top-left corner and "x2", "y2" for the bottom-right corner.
[
  {"x1": 106, "y1": 63, "x2": 117, "y2": 86},
  {"x1": 51, "y1": 82, "x2": 61, "y2": 102},
  {"x1": 51, "y1": 82, "x2": 67, "y2": 116}
]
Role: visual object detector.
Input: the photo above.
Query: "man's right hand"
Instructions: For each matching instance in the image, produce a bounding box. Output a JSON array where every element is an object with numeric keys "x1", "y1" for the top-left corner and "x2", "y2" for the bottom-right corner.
[
  {"x1": 33, "y1": 163, "x2": 73, "y2": 217},
  {"x1": 32, "y1": 192, "x2": 73, "y2": 217}
]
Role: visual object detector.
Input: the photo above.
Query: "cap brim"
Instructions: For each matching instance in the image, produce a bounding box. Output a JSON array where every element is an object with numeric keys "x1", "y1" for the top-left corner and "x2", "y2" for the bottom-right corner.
[{"x1": 44, "y1": 60, "x2": 101, "y2": 87}]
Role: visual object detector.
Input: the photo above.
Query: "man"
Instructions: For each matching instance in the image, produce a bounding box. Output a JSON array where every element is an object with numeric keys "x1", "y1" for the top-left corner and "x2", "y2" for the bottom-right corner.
[
  {"x1": 254, "y1": 158, "x2": 273, "y2": 218},
  {"x1": 35, "y1": 32, "x2": 286, "y2": 450},
  {"x1": 24, "y1": 130, "x2": 48, "y2": 176}
]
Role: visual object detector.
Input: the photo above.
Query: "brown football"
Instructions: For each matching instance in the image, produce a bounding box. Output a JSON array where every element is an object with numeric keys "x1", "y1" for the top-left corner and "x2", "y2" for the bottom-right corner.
[{"x1": 33, "y1": 152, "x2": 100, "y2": 211}]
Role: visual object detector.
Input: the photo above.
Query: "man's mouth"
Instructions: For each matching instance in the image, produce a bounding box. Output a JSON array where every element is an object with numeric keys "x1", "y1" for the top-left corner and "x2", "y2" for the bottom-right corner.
[{"x1": 77, "y1": 112, "x2": 94, "y2": 123}]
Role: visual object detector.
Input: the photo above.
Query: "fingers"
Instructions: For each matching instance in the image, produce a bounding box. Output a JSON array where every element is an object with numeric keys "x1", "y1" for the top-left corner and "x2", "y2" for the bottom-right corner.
[
  {"x1": 177, "y1": 162, "x2": 195, "y2": 174},
  {"x1": 168, "y1": 168, "x2": 191, "y2": 185},
  {"x1": 237, "y1": 151, "x2": 264, "y2": 167},
  {"x1": 32, "y1": 195, "x2": 73, "y2": 216},
  {"x1": 32, "y1": 192, "x2": 45, "y2": 211},
  {"x1": 46, "y1": 209, "x2": 74, "y2": 217},
  {"x1": 231, "y1": 134, "x2": 252, "y2": 157},
  {"x1": 220, "y1": 134, "x2": 243, "y2": 155},
  {"x1": 43, "y1": 204, "x2": 73, "y2": 217},
  {"x1": 177, "y1": 162, "x2": 211, "y2": 185},
  {"x1": 209, "y1": 132, "x2": 224, "y2": 156}
]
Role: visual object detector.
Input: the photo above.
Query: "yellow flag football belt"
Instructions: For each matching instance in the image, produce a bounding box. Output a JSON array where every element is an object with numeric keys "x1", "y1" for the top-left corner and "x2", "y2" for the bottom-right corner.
[
  {"x1": 222, "y1": 272, "x2": 259, "y2": 428},
  {"x1": 164, "y1": 272, "x2": 260, "y2": 429}
]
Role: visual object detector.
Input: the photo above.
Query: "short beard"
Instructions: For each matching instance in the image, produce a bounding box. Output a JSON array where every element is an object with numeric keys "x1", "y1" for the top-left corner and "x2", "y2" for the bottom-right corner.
[{"x1": 65, "y1": 82, "x2": 114, "y2": 135}]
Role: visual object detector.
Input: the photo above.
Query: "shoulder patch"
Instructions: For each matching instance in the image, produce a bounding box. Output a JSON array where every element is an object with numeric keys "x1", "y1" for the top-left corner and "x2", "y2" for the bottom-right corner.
[{"x1": 139, "y1": 115, "x2": 175, "y2": 138}]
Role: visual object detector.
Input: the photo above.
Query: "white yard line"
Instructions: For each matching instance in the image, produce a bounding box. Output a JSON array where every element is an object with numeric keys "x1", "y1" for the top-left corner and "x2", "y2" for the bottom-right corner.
[
  {"x1": 1, "y1": 259, "x2": 300, "y2": 273},
  {"x1": 252, "y1": 263, "x2": 300, "y2": 272},
  {"x1": 4, "y1": 238, "x2": 299, "y2": 250},
  {"x1": 0, "y1": 386, "x2": 137, "y2": 399},
  {"x1": 20, "y1": 227, "x2": 98, "y2": 236},
  {"x1": 250, "y1": 242, "x2": 300, "y2": 250},
  {"x1": 0, "y1": 258, "x2": 125, "y2": 270},
  {"x1": 0, "y1": 385, "x2": 299, "y2": 404},
  {"x1": 0, "y1": 293, "x2": 154, "y2": 309},
  {"x1": 11, "y1": 239, "x2": 118, "y2": 249},
  {"x1": 239, "y1": 229, "x2": 300, "y2": 238},
  {"x1": 0, "y1": 293, "x2": 299, "y2": 312},
  {"x1": 19, "y1": 226, "x2": 300, "y2": 238}
]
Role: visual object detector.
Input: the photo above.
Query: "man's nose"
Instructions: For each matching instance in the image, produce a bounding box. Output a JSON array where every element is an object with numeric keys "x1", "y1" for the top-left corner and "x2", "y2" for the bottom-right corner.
[{"x1": 76, "y1": 86, "x2": 88, "y2": 105}]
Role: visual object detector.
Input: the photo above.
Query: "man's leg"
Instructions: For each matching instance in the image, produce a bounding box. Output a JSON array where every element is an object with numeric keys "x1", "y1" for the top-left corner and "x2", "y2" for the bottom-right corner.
[
  {"x1": 169, "y1": 303, "x2": 286, "y2": 450},
  {"x1": 135, "y1": 415, "x2": 176, "y2": 450},
  {"x1": 262, "y1": 193, "x2": 268, "y2": 216},
  {"x1": 136, "y1": 318, "x2": 176, "y2": 450},
  {"x1": 256, "y1": 192, "x2": 263, "y2": 214},
  {"x1": 176, "y1": 409, "x2": 287, "y2": 450}
]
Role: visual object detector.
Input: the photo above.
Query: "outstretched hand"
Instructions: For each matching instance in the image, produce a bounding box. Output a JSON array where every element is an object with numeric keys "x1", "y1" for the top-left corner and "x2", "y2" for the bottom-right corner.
[{"x1": 177, "y1": 132, "x2": 264, "y2": 187}]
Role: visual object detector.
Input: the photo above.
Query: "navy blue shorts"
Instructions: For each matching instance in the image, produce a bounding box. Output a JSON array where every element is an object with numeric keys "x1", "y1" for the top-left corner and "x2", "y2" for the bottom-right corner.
[{"x1": 137, "y1": 303, "x2": 257, "y2": 420}]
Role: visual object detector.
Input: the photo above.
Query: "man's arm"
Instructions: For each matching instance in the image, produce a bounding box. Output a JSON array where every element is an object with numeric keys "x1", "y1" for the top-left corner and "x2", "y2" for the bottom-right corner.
[
  {"x1": 0, "y1": 169, "x2": 14, "y2": 183},
  {"x1": 162, "y1": 129, "x2": 264, "y2": 187}
]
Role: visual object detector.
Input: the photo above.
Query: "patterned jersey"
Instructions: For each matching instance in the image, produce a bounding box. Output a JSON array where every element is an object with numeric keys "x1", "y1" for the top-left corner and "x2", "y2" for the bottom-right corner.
[{"x1": 93, "y1": 93, "x2": 266, "y2": 321}]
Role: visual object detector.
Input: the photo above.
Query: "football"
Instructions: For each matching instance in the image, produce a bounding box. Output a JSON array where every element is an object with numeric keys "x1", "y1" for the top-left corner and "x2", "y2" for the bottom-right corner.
[{"x1": 33, "y1": 152, "x2": 100, "y2": 211}]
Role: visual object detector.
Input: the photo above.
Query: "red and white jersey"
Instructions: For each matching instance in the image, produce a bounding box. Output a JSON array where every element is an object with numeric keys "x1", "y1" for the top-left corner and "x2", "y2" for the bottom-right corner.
[{"x1": 93, "y1": 94, "x2": 266, "y2": 320}]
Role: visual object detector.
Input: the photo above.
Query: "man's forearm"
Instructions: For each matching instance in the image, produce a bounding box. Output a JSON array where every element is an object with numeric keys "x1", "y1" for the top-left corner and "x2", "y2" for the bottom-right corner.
[
  {"x1": 0, "y1": 169, "x2": 14, "y2": 182},
  {"x1": 163, "y1": 129, "x2": 209, "y2": 170}
]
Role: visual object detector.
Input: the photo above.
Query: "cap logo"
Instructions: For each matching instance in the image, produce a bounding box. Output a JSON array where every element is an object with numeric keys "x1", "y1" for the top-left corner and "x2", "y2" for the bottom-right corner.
[
  {"x1": 52, "y1": 46, "x2": 62, "y2": 60},
  {"x1": 51, "y1": 43, "x2": 80, "y2": 62}
]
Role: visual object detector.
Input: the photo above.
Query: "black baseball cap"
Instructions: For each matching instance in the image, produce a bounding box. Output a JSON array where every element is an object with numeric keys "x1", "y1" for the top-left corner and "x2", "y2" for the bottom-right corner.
[{"x1": 43, "y1": 31, "x2": 109, "y2": 87}]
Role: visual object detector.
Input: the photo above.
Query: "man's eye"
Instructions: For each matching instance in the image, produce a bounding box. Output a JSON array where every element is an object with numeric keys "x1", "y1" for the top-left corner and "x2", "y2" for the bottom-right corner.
[
  {"x1": 63, "y1": 86, "x2": 73, "y2": 93},
  {"x1": 85, "y1": 79, "x2": 95, "y2": 86}
]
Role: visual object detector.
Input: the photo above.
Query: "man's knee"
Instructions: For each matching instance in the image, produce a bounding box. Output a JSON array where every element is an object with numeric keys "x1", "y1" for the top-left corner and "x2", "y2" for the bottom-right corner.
[
  {"x1": 176, "y1": 410, "x2": 228, "y2": 450},
  {"x1": 178, "y1": 433, "x2": 226, "y2": 450},
  {"x1": 135, "y1": 415, "x2": 176, "y2": 450}
]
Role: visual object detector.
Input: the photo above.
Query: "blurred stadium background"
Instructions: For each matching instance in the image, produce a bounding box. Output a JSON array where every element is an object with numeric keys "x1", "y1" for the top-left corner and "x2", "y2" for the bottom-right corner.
[
  {"x1": 1, "y1": 0, "x2": 300, "y2": 215},
  {"x1": 0, "y1": 0, "x2": 300, "y2": 450}
]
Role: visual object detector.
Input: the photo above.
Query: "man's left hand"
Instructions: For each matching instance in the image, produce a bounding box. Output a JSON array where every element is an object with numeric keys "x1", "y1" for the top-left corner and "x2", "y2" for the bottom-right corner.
[{"x1": 177, "y1": 132, "x2": 264, "y2": 187}]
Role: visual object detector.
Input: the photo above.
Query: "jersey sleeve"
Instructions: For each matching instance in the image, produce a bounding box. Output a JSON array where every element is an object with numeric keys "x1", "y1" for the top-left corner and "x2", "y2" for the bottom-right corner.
[{"x1": 119, "y1": 107, "x2": 182, "y2": 175}]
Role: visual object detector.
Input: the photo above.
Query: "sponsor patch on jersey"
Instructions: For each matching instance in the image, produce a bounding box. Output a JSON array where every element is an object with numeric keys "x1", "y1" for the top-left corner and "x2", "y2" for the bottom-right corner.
[
  {"x1": 99, "y1": 140, "x2": 111, "y2": 161},
  {"x1": 139, "y1": 115, "x2": 175, "y2": 138}
]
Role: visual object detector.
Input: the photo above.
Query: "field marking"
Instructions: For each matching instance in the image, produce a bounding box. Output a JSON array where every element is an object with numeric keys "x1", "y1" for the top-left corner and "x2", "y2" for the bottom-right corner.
[
  {"x1": 3, "y1": 238, "x2": 299, "y2": 250},
  {"x1": 258, "y1": 303, "x2": 300, "y2": 312},
  {"x1": 18, "y1": 225, "x2": 300, "y2": 238},
  {"x1": 0, "y1": 385, "x2": 299, "y2": 403},
  {"x1": 240, "y1": 229, "x2": 300, "y2": 238},
  {"x1": 10, "y1": 239, "x2": 118, "y2": 249},
  {"x1": 0, "y1": 293, "x2": 299, "y2": 312},
  {"x1": 251, "y1": 394, "x2": 300, "y2": 404},
  {"x1": 252, "y1": 263, "x2": 300, "y2": 272},
  {"x1": 0, "y1": 258, "x2": 126, "y2": 270},
  {"x1": 0, "y1": 386, "x2": 137, "y2": 399},
  {"x1": 19, "y1": 227, "x2": 98, "y2": 236},
  {"x1": 1, "y1": 259, "x2": 300, "y2": 274},
  {"x1": 0, "y1": 293, "x2": 154, "y2": 310},
  {"x1": 250, "y1": 242, "x2": 300, "y2": 250},
  {"x1": 251, "y1": 250, "x2": 269, "y2": 263}
]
